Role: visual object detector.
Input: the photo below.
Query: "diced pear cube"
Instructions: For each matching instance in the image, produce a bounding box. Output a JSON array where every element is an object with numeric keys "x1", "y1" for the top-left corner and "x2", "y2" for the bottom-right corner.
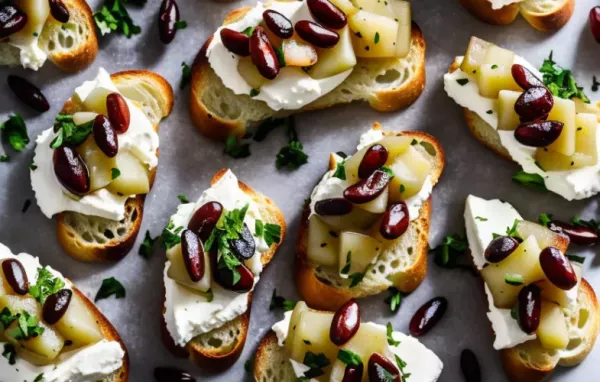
[
  {"x1": 53, "y1": 292, "x2": 103, "y2": 349},
  {"x1": 72, "y1": 112, "x2": 97, "y2": 126},
  {"x1": 356, "y1": 186, "x2": 388, "y2": 214},
  {"x1": 290, "y1": 309, "x2": 337, "y2": 368},
  {"x1": 284, "y1": 301, "x2": 309, "y2": 356},
  {"x1": 0, "y1": 295, "x2": 40, "y2": 316},
  {"x1": 482, "y1": 45, "x2": 515, "y2": 67},
  {"x1": 352, "y1": 0, "x2": 391, "y2": 15},
  {"x1": 546, "y1": 98, "x2": 576, "y2": 156},
  {"x1": 349, "y1": 11, "x2": 398, "y2": 58},
  {"x1": 309, "y1": 26, "x2": 356, "y2": 80},
  {"x1": 388, "y1": 146, "x2": 431, "y2": 201},
  {"x1": 166, "y1": 244, "x2": 211, "y2": 292},
  {"x1": 477, "y1": 64, "x2": 520, "y2": 99},
  {"x1": 106, "y1": 151, "x2": 150, "y2": 195},
  {"x1": 537, "y1": 301, "x2": 569, "y2": 350},
  {"x1": 379, "y1": 135, "x2": 413, "y2": 164},
  {"x1": 76, "y1": 136, "x2": 118, "y2": 192},
  {"x1": 82, "y1": 87, "x2": 113, "y2": 115},
  {"x1": 574, "y1": 98, "x2": 600, "y2": 117},
  {"x1": 537, "y1": 266, "x2": 580, "y2": 308},
  {"x1": 460, "y1": 36, "x2": 492, "y2": 74},
  {"x1": 307, "y1": 215, "x2": 340, "y2": 268},
  {"x1": 497, "y1": 90, "x2": 522, "y2": 131},
  {"x1": 338, "y1": 231, "x2": 382, "y2": 276},
  {"x1": 5, "y1": 321, "x2": 65, "y2": 365},
  {"x1": 575, "y1": 113, "x2": 598, "y2": 160},
  {"x1": 344, "y1": 146, "x2": 370, "y2": 184},
  {"x1": 390, "y1": 1, "x2": 411, "y2": 58},
  {"x1": 516, "y1": 220, "x2": 565, "y2": 249},
  {"x1": 535, "y1": 149, "x2": 595, "y2": 171},
  {"x1": 12, "y1": 0, "x2": 49, "y2": 40},
  {"x1": 328, "y1": 0, "x2": 358, "y2": 17},
  {"x1": 238, "y1": 57, "x2": 268, "y2": 90},
  {"x1": 319, "y1": 207, "x2": 379, "y2": 232}
]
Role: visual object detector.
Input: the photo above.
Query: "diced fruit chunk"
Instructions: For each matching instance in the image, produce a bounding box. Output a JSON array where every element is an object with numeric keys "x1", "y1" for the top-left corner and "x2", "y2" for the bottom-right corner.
[
  {"x1": 338, "y1": 231, "x2": 382, "y2": 276},
  {"x1": 307, "y1": 215, "x2": 340, "y2": 267},
  {"x1": 53, "y1": 292, "x2": 103, "y2": 349},
  {"x1": 82, "y1": 87, "x2": 112, "y2": 115},
  {"x1": 481, "y1": 235, "x2": 545, "y2": 308},
  {"x1": 575, "y1": 113, "x2": 598, "y2": 160},
  {"x1": 537, "y1": 301, "x2": 569, "y2": 350},
  {"x1": 349, "y1": 11, "x2": 398, "y2": 58},
  {"x1": 356, "y1": 186, "x2": 389, "y2": 213},
  {"x1": 537, "y1": 265, "x2": 581, "y2": 308},
  {"x1": 0, "y1": 295, "x2": 40, "y2": 317},
  {"x1": 309, "y1": 26, "x2": 356, "y2": 80},
  {"x1": 72, "y1": 112, "x2": 97, "y2": 126},
  {"x1": 379, "y1": 135, "x2": 413, "y2": 164},
  {"x1": 388, "y1": 145, "x2": 431, "y2": 201},
  {"x1": 344, "y1": 146, "x2": 369, "y2": 184},
  {"x1": 238, "y1": 57, "x2": 268, "y2": 90},
  {"x1": 497, "y1": 90, "x2": 522, "y2": 131},
  {"x1": 76, "y1": 136, "x2": 117, "y2": 192},
  {"x1": 319, "y1": 206, "x2": 378, "y2": 231},
  {"x1": 12, "y1": 0, "x2": 49, "y2": 40},
  {"x1": 535, "y1": 149, "x2": 595, "y2": 171},
  {"x1": 106, "y1": 151, "x2": 150, "y2": 195},
  {"x1": 460, "y1": 36, "x2": 492, "y2": 74},
  {"x1": 516, "y1": 220, "x2": 565, "y2": 250},
  {"x1": 482, "y1": 45, "x2": 515, "y2": 67},
  {"x1": 352, "y1": 0, "x2": 390, "y2": 15},
  {"x1": 390, "y1": 0, "x2": 411, "y2": 58},
  {"x1": 283, "y1": 39, "x2": 318, "y2": 67},
  {"x1": 5, "y1": 321, "x2": 65, "y2": 365},
  {"x1": 574, "y1": 98, "x2": 600, "y2": 116},
  {"x1": 477, "y1": 64, "x2": 520, "y2": 98},
  {"x1": 328, "y1": 0, "x2": 358, "y2": 16},
  {"x1": 546, "y1": 98, "x2": 576, "y2": 156},
  {"x1": 289, "y1": 309, "x2": 337, "y2": 368},
  {"x1": 284, "y1": 301, "x2": 308, "y2": 356},
  {"x1": 166, "y1": 243, "x2": 211, "y2": 292}
]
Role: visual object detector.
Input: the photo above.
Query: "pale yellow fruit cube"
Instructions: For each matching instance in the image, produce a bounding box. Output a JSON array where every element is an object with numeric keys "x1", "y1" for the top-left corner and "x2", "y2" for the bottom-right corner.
[
  {"x1": 460, "y1": 36, "x2": 492, "y2": 75},
  {"x1": 546, "y1": 98, "x2": 576, "y2": 156},
  {"x1": 537, "y1": 301, "x2": 569, "y2": 350},
  {"x1": 349, "y1": 11, "x2": 398, "y2": 58},
  {"x1": 535, "y1": 149, "x2": 595, "y2": 171},
  {"x1": 106, "y1": 151, "x2": 150, "y2": 195},
  {"x1": 338, "y1": 231, "x2": 382, "y2": 276},
  {"x1": 497, "y1": 90, "x2": 522, "y2": 131},
  {"x1": 575, "y1": 113, "x2": 598, "y2": 161},
  {"x1": 388, "y1": 145, "x2": 431, "y2": 201},
  {"x1": 310, "y1": 26, "x2": 356, "y2": 79},
  {"x1": 476, "y1": 64, "x2": 520, "y2": 99},
  {"x1": 307, "y1": 214, "x2": 340, "y2": 267}
]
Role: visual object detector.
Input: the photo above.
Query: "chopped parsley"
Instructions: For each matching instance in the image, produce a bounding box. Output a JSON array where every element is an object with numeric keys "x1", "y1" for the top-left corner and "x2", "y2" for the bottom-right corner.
[
  {"x1": 399, "y1": 184, "x2": 406, "y2": 193},
  {"x1": 111, "y1": 168, "x2": 120, "y2": 180},
  {"x1": 174, "y1": 20, "x2": 187, "y2": 30},
  {"x1": 567, "y1": 254, "x2": 585, "y2": 264},
  {"x1": 0, "y1": 308, "x2": 17, "y2": 329},
  {"x1": 394, "y1": 354, "x2": 411, "y2": 380},
  {"x1": 29, "y1": 268, "x2": 65, "y2": 304},
  {"x1": 456, "y1": 78, "x2": 469, "y2": 86},
  {"x1": 0, "y1": 155, "x2": 8, "y2": 162},
  {"x1": 254, "y1": 219, "x2": 281, "y2": 247},
  {"x1": 384, "y1": 287, "x2": 403, "y2": 313},
  {"x1": 333, "y1": 160, "x2": 346, "y2": 180},
  {"x1": 374, "y1": 32, "x2": 380, "y2": 44},
  {"x1": 540, "y1": 51, "x2": 589, "y2": 103},
  {"x1": 386, "y1": 322, "x2": 400, "y2": 346},
  {"x1": 593, "y1": 75, "x2": 599, "y2": 92},
  {"x1": 275, "y1": 117, "x2": 308, "y2": 170},
  {"x1": 50, "y1": 114, "x2": 93, "y2": 149},
  {"x1": 34, "y1": 374, "x2": 44, "y2": 382},
  {"x1": 505, "y1": 220, "x2": 523, "y2": 241},
  {"x1": 302, "y1": 352, "x2": 330, "y2": 379},
  {"x1": 538, "y1": 213, "x2": 553, "y2": 227},
  {"x1": 380, "y1": 166, "x2": 394, "y2": 178},
  {"x1": 224, "y1": 135, "x2": 251, "y2": 159},
  {"x1": 274, "y1": 45, "x2": 286, "y2": 67},
  {"x1": 491, "y1": 64, "x2": 498, "y2": 69},
  {"x1": 348, "y1": 272, "x2": 364, "y2": 288},
  {"x1": 177, "y1": 194, "x2": 189, "y2": 204},
  {"x1": 95, "y1": 277, "x2": 126, "y2": 302},
  {"x1": 340, "y1": 251, "x2": 351, "y2": 275},
  {"x1": 161, "y1": 221, "x2": 182, "y2": 249},
  {"x1": 1, "y1": 114, "x2": 29, "y2": 152},
  {"x1": 8, "y1": 311, "x2": 45, "y2": 340},
  {"x1": 2, "y1": 344, "x2": 16, "y2": 365},
  {"x1": 432, "y1": 234, "x2": 472, "y2": 272},
  {"x1": 571, "y1": 216, "x2": 600, "y2": 234},
  {"x1": 269, "y1": 289, "x2": 296, "y2": 311},
  {"x1": 93, "y1": 0, "x2": 142, "y2": 38},
  {"x1": 512, "y1": 171, "x2": 547, "y2": 192},
  {"x1": 138, "y1": 230, "x2": 157, "y2": 259},
  {"x1": 475, "y1": 216, "x2": 488, "y2": 221},
  {"x1": 242, "y1": 26, "x2": 255, "y2": 37},
  {"x1": 504, "y1": 273, "x2": 524, "y2": 286},
  {"x1": 337, "y1": 349, "x2": 362, "y2": 366},
  {"x1": 29, "y1": 161, "x2": 37, "y2": 170},
  {"x1": 249, "y1": 89, "x2": 260, "y2": 97},
  {"x1": 180, "y1": 62, "x2": 192, "y2": 89}
]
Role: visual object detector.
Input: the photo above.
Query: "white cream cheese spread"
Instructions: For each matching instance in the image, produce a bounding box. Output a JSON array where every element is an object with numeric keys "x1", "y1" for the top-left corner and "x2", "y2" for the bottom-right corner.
[
  {"x1": 30, "y1": 68, "x2": 159, "y2": 221},
  {"x1": 163, "y1": 170, "x2": 269, "y2": 346},
  {"x1": 6, "y1": 0, "x2": 49, "y2": 70},
  {"x1": 488, "y1": 0, "x2": 524, "y2": 10},
  {"x1": 445, "y1": 56, "x2": 600, "y2": 201},
  {"x1": 206, "y1": 1, "x2": 353, "y2": 111},
  {"x1": 0, "y1": 243, "x2": 125, "y2": 382}
]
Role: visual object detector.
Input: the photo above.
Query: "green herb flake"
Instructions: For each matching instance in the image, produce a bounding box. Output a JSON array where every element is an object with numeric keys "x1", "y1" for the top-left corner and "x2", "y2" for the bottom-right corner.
[
  {"x1": 111, "y1": 168, "x2": 120, "y2": 180},
  {"x1": 539, "y1": 51, "x2": 590, "y2": 103},
  {"x1": 302, "y1": 352, "x2": 330, "y2": 378},
  {"x1": 504, "y1": 273, "x2": 524, "y2": 286},
  {"x1": 138, "y1": 230, "x2": 157, "y2": 259},
  {"x1": 34, "y1": 373, "x2": 45, "y2": 382},
  {"x1": 456, "y1": 78, "x2": 469, "y2": 86},
  {"x1": 269, "y1": 289, "x2": 296, "y2": 312},
  {"x1": 225, "y1": 135, "x2": 251, "y2": 159},
  {"x1": 29, "y1": 268, "x2": 65, "y2": 305},
  {"x1": 340, "y1": 251, "x2": 351, "y2": 275},
  {"x1": 348, "y1": 272, "x2": 364, "y2": 288},
  {"x1": 249, "y1": 88, "x2": 260, "y2": 97},
  {"x1": 50, "y1": 114, "x2": 93, "y2": 149},
  {"x1": 333, "y1": 160, "x2": 346, "y2": 180},
  {"x1": 395, "y1": 354, "x2": 411, "y2": 380},
  {"x1": 491, "y1": 64, "x2": 498, "y2": 69},
  {"x1": 274, "y1": 45, "x2": 286, "y2": 67},
  {"x1": 374, "y1": 32, "x2": 380, "y2": 44},
  {"x1": 93, "y1": 0, "x2": 142, "y2": 38},
  {"x1": 380, "y1": 166, "x2": 394, "y2": 178},
  {"x1": 1, "y1": 114, "x2": 29, "y2": 152},
  {"x1": 567, "y1": 254, "x2": 585, "y2": 264},
  {"x1": 538, "y1": 213, "x2": 553, "y2": 227},
  {"x1": 512, "y1": 171, "x2": 547, "y2": 192},
  {"x1": 2, "y1": 344, "x2": 16, "y2": 365},
  {"x1": 180, "y1": 62, "x2": 192, "y2": 89},
  {"x1": 505, "y1": 220, "x2": 523, "y2": 241},
  {"x1": 475, "y1": 216, "x2": 488, "y2": 221},
  {"x1": 384, "y1": 287, "x2": 402, "y2": 313},
  {"x1": 570, "y1": 216, "x2": 600, "y2": 234},
  {"x1": 95, "y1": 277, "x2": 126, "y2": 302},
  {"x1": 177, "y1": 194, "x2": 189, "y2": 204},
  {"x1": 337, "y1": 349, "x2": 362, "y2": 366},
  {"x1": 386, "y1": 322, "x2": 400, "y2": 346},
  {"x1": 276, "y1": 117, "x2": 308, "y2": 170},
  {"x1": 400, "y1": 184, "x2": 406, "y2": 193},
  {"x1": 174, "y1": 20, "x2": 187, "y2": 30},
  {"x1": 255, "y1": 219, "x2": 264, "y2": 237},
  {"x1": 244, "y1": 358, "x2": 253, "y2": 373},
  {"x1": 0, "y1": 156, "x2": 8, "y2": 162},
  {"x1": 263, "y1": 223, "x2": 282, "y2": 247},
  {"x1": 432, "y1": 234, "x2": 472, "y2": 272},
  {"x1": 242, "y1": 26, "x2": 255, "y2": 37},
  {"x1": 29, "y1": 161, "x2": 37, "y2": 170}
]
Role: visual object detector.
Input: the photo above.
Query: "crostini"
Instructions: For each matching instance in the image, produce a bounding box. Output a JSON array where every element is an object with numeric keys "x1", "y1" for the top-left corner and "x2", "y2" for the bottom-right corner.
[
  {"x1": 30, "y1": 68, "x2": 174, "y2": 262},
  {"x1": 0, "y1": 242, "x2": 129, "y2": 381},
  {"x1": 445, "y1": 37, "x2": 600, "y2": 201},
  {"x1": 464, "y1": 195, "x2": 600, "y2": 381},
  {"x1": 254, "y1": 300, "x2": 443, "y2": 381},
  {"x1": 296, "y1": 123, "x2": 444, "y2": 311},
  {"x1": 0, "y1": 0, "x2": 98, "y2": 71},
  {"x1": 190, "y1": 0, "x2": 426, "y2": 141},
  {"x1": 458, "y1": 0, "x2": 574, "y2": 31},
  {"x1": 160, "y1": 169, "x2": 285, "y2": 371}
]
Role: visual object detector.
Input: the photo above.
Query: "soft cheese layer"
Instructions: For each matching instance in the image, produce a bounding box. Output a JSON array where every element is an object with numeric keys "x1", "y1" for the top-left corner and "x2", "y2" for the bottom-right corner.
[
  {"x1": 163, "y1": 170, "x2": 269, "y2": 346},
  {"x1": 206, "y1": 1, "x2": 352, "y2": 111},
  {"x1": 488, "y1": 0, "x2": 523, "y2": 10},
  {"x1": 6, "y1": 0, "x2": 49, "y2": 70},
  {"x1": 0, "y1": 243, "x2": 125, "y2": 382},
  {"x1": 30, "y1": 68, "x2": 159, "y2": 220}
]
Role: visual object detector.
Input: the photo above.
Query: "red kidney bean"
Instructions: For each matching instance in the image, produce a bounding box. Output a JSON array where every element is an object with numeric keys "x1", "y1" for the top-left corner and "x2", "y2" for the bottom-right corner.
[
  {"x1": 548, "y1": 220, "x2": 598, "y2": 246},
  {"x1": 358, "y1": 144, "x2": 389, "y2": 179},
  {"x1": 343, "y1": 170, "x2": 391, "y2": 204},
  {"x1": 49, "y1": 0, "x2": 69, "y2": 23},
  {"x1": 187, "y1": 201, "x2": 223, "y2": 242},
  {"x1": 314, "y1": 198, "x2": 353, "y2": 216},
  {"x1": 295, "y1": 20, "x2": 339, "y2": 48},
  {"x1": 380, "y1": 202, "x2": 409, "y2": 240},
  {"x1": 263, "y1": 10, "x2": 293, "y2": 39},
  {"x1": 158, "y1": 0, "x2": 180, "y2": 44},
  {"x1": 228, "y1": 223, "x2": 255, "y2": 260},
  {"x1": 307, "y1": 0, "x2": 347, "y2": 29},
  {"x1": 460, "y1": 349, "x2": 481, "y2": 382},
  {"x1": 514, "y1": 87, "x2": 554, "y2": 122},
  {"x1": 106, "y1": 93, "x2": 130, "y2": 134},
  {"x1": 484, "y1": 236, "x2": 519, "y2": 263},
  {"x1": 220, "y1": 28, "x2": 251, "y2": 56},
  {"x1": 342, "y1": 363, "x2": 363, "y2": 382},
  {"x1": 154, "y1": 367, "x2": 196, "y2": 382},
  {"x1": 409, "y1": 297, "x2": 447, "y2": 337},
  {"x1": 53, "y1": 146, "x2": 90, "y2": 196},
  {"x1": 6, "y1": 76, "x2": 50, "y2": 112},
  {"x1": 214, "y1": 262, "x2": 254, "y2": 293},
  {"x1": 0, "y1": 4, "x2": 27, "y2": 38},
  {"x1": 514, "y1": 120, "x2": 563, "y2": 147},
  {"x1": 1, "y1": 259, "x2": 29, "y2": 295},
  {"x1": 181, "y1": 229, "x2": 205, "y2": 282},
  {"x1": 250, "y1": 26, "x2": 280, "y2": 80},
  {"x1": 43, "y1": 289, "x2": 72, "y2": 325},
  {"x1": 539, "y1": 247, "x2": 577, "y2": 290},
  {"x1": 511, "y1": 64, "x2": 545, "y2": 90},
  {"x1": 517, "y1": 284, "x2": 541, "y2": 334},
  {"x1": 93, "y1": 115, "x2": 118, "y2": 158},
  {"x1": 330, "y1": 299, "x2": 360, "y2": 346},
  {"x1": 368, "y1": 353, "x2": 401, "y2": 382},
  {"x1": 590, "y1": 6, "x2": 600, "y2": 43}
]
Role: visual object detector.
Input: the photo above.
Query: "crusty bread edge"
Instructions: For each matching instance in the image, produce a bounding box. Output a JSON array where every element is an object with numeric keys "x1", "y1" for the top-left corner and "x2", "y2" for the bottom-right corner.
[
  {"x1": 295, "y1": 127, "x2": 445, "y2": 312},
  {"x1": 55, "y1": 70, "x2": 174, "y2": 262},
  {"x1": 519, "y1": 0, "x2": 575, "y2": 32},
  {"x1": 160, "y1": 168, "x2": 286, "y2": 372}
]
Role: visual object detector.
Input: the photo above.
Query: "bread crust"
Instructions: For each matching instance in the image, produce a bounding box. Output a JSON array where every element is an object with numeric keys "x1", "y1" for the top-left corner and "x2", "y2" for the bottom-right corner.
[
  {"x1": 459, "y1": 0, "x2": 520, "y2": 25},
  {"x1": 189, "y1": 7, "x2": 426, "y2": 142},
  {"x1": 160, "y1": 169, "x2": 286, "y2": 371},
  {"x1": 295, "y1": 128, "x2": 445, "y2": 311},
  {"x1": 520, "y1": 0, "x2": 575, "y2": 32}
]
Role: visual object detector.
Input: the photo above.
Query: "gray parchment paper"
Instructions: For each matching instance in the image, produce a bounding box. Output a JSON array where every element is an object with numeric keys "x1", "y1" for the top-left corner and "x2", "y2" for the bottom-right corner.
[{"x1": 1, "y1": 0, "x2": 599, "y2": 380}]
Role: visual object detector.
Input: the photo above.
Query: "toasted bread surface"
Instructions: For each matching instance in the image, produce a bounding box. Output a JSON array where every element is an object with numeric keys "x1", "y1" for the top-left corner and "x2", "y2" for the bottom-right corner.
[{"x1": 254, "y1": 330, "x2": 296, "y2": 382}]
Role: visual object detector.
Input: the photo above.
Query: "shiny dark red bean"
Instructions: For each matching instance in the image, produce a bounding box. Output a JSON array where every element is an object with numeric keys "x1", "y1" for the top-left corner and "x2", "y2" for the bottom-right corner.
[
  {"x1": 7, "y1": 75, "x2": 50, "y2": 112},
  {"x1": 158, "y1": 0, "x2": 180, "y2": 44},
  {"x1": 187, "y1": 201, "x2": 223, "y2": 242},
  {"x1": 214, "y1": 263, "x2": 254, "y2": 293},
  {"x1": 343, "y1": 170, "x2": 391, "y2": 204},
  {"x1": 539, "y1": 247, "x2": 577, "y2": 290},
  {"x1": 250, "y1": 27, "x2": 280, "y2": 79},
  {"x1": 511, "y1": 64, "x2": 545, "y2": 90},
  {"x1": 484, "y1": 236, "x2": 519, "y2": 263},
  {"x1": 295, "y1": 20, "x2": 339, "y2": 48},
  {"x1": 517, "y1": 284, "x2": 541, "y2": 334},
  {"x1": 307, "y1": 0, "x2": 347, "y2": 29},
  {"x1": 228, "y1": 223, "x2": 255, "y2": 260},
  {"x1": 409, "y1": 297, "x2": 447, "y2": 337},
  {"x1": 0, "y1": 4, "x2": 27, "y2": 39},
  {"x1": 263, "y1": 10, "x2": 293, "y2": 39},
  {"x1": 314, "y1": 198, "x2": 353, "y2": 216},
  {"x1": 514, "y1": 120, "x2": 563, "y2": 147},
  {"x1": 181, "y1": 229, "x2": 205, "y2": 282},
  {"x1": 548, "y1": 220, "x2": 598, "y2": 246},
  {"x1": 42, "y1": 289, "x2": 72, "y2": 325},
  {"x1": 368, "y1": 353, "x2": 401, "y2": 382},
  {"x1": 49, "y1": 0, "x2": 69, "y2": 23},
  {"x1": 93, "y1": 115, "x2": 118, "y2": 158},
  {"x1": 342, "y1": 363, "x2": 364, "y2": 382},
  {"x1": 53, "y1": 146, "x2": 90, "y2": 196},
  {"x1": 106, "y1": 93, "x2": 130, "y2": 134},
  {"x1": 330, "y1": 299, "x2": 360, "y2": 346},
  {"x1": 514, "y1": 87, "x2": 554, "y2": 122},
  {"x1": 358, "y1": 144, "x2": 388, "y2": 179},
  {"x1": 220, "y1": 28, "x2": 251, "y2": 56},
  {"x1": 380, "y1": 202, "x2": 409, "y2": 240},
  {"x1": 154, "y1": 367, "x2": 195, "y2": 382},
  {"x1": 590, "y1": 7, "x2": 600, "y2": 43},
  {"x1": 460, "y1": 349, "x2": 481, "y2": 382},
  {"x1": 1, "y1": 259, "x2": 29, "y2": 295}
]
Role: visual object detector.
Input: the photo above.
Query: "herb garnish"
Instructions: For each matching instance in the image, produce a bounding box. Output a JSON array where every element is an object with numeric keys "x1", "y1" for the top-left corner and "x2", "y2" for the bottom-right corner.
[
  {"x1": 9, "y1": 311, "x2": 45, "y2": 340},
  {"x1": 29, "y1": 268, "x2": 65, "y2": 304},
  {"x1": 337, "y1": 349, "x2": 362, "y2": 366},
  {"x1": 244, "y1": 358, "x2": 253, "y2": 373},
  {"x1": 269, "y1": 289, "x2": 295, "y2": 311},
  {"x1": 374, "y1": 32, "x2": 380, "y2": 44},
  {"x1": 174, "y1": 20, "x2": 187, "y2": 30},
  {"x1": 475, "y1": 216, "x2": 488, "y2": 221},
  {"x1": 177, "y1": 194, "x2": 189, "y2": 204},
  {"x1": 593, "y1": 76, "x2": 599, "y2": 92},
  {"x1": 249, "y1": 89, "x2": 260, "y2": 97},
  {"x1": 456, "y1": 78, "x2": 469, "y2": 86},
  {"x1": 138, "y1": 230, "x2": 157, "y2": 259},
  {"x1": 512, "y1": 171, "x2": 547, "y2": 192},
  {"x1": 333, "y1": 160, "x2": 346, "y2": 180},
  {"x1": 50, "y1": 114, "x2": 93, "y2": 149},
  {"x1": 161, "y1": 220, "x2": 183, "y2": 249},
  {"x1": 93, "y1": 0, "x2": 142, "y2": 38},
  {"x1": 111, "y1": 168, "x2": 121, "y2": 180},
  {"x1": 571, "y1": 216, "x2": 600, "y2": 234},
  {"x1": 340, "y1": 251, "x2": 351, "y2": 275},
  {"x1": 253, "y1": 118, "x2": 286, "y2": 142},
  {"x1": 384, "y1": 287, "x2": 403, "y2": 313},
  {"x1": 432, "y1": 234, "x2": 472, "y2": 272},
  {"x1": 180, "y1": 62, "x2": 192, "y2": 89},
  {"x1": 394, "y1": 354, "x2": 411, "y2": 380},
  {"x1": 33, "y1": 374, "x2": 44, "y2": 382},
  {"x1": 567, "y1": 254, "x2": 585, "y2": 264},
  {"x1": 224, "y1": 135, "x2": 251, "y2": 159},
  {"x1": 302, "y1": 352, "x2": 330, "y2": 379},
  {"x1": 540, "y1": 52, "x2": 589, "y2": 103},
  {"x1": 95, "y1": 277, "x2": 126, "y2": 302},
  {"x1": 1, "y1": 114, "x2": 29, "y2": 152},
  {"x1": 276, "y1": 117, "x2": 308, "y2": 170},
  {"x1": 538, "y1": 213, "x2": 552, "y2": 227},
  {"x1": 504, "y1": 273, "x2": 524, "y2": 286},
  {"x1": 348, "y1": 272, "x2": 364, "y2": 288},
  {"x1": 386, "y1": 322, "x2": 400, "y2": 346},
  {"x1": 2, "y1": 344, "x2": 16, "y2": 365},
  {"x1": 274, "y1": 45, "x2": 286, "y2": 67}
]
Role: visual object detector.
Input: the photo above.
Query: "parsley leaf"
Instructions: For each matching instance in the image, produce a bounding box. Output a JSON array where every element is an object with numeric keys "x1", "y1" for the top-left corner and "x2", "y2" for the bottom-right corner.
[
  {"x1": 180, "y1": 62, "x2": 192, "y2": 89},
  {"x1": 386, "y1": 322, "x2": 400, "y2": 346},
  {"x1": 432, "y1": 234, "x2": 473, "y2": 272},
  {"x1": 1, "y1": 114, "x2": 29, "y2": 152},
  {"x1": 34, "y1": 373, "x2": 44, "y2": 382},
  {"x1": 303, "y1": 352, "x2": 330, "y2": 378},
  {"x1": 263, "y1": 223, "x2": 281, "y2": 247},
  {"x1": 224, "y1": 135, "x2": 251, "y2": 159},
  {"x1": 255, "y1": 219, "x2": 264, "y2": 237},
  {"x1": 505, "y1": 220, "x2": 523, "y2": 241},
  {"x1": 174, "y1": 20, "x2": 187, "y2": 30},
  {"x1": 540, "y1": 52, "x2": 590, "y2": 103},
  {"x1": 138, "y1": 230, "x2": 157, "y2": 259},
  {"x1": 374, "y1": 31, "x2": 380, "y2": 44},
  {"x1": 50, "y1": 114, "x2": 93, "y2": 149},
  {"x1": 29, "y1": 268, "x2": 65, "y2": 304},
  {"x1": 11, "y1": 311, "x2": 45, "y2": 340},
  {"x1": 242, "y1": 26, "x2": 255, "y2": 37},
  {"x1": 177, "y1": 194, "x2": 189, "y2": 204},
  {"x1": 95, "y1": 277, "x2": 125, "y2": 302},
  {"x1": 348, "y1": 272, "x2": 364, "y2": 288},
  {"x1": 161, "y1": 220, "x2": 182, "y2": 249},
  {"x1": 274, "y1": 45, "x2": 286, "y2": 67},
  {"x1": 269, "y1": 289, "x2": 296, "y2": 311},
  {"x1": 340, "y1": 251, "x2": 351, "y2": 275},
  {"x1": 93, "y1": 0, "x2": 142, "y2": 38},
  {"x1": 512, "y1": 171, "x2": 547, "y2": 192},
  {"x1": 456, "y1": 78, "x2": 469, "y2": 86},
  {"x1": 333, "y1": 160, "x2": 346, "y2": 180},
  {"x1": 384, "y1": 287, "x2": 403, "y2": 313},
  {"x1": 571, "y1": 216, "x2": 600, "y2": 234},
  {"x1": 275, "y1": 117, "x2": 308, "y2": 170},
  {"x1": 538, "y1": 213, "x2": 553, "y2": 227},
  {"x1": 337, "y1": 349, "x2": 362, "y2": 366},
  {"x1": 111, "y1": 168, "x2": 120, "y2": 180},
  {"x1": 0, "y1": 308, "x2": 18, "y2": 329},
  {"x1": 2, "y1": 344, "x2": 16, "y2": 365},
  {"x1": 394, "y1": 354, "x2": 411, "y2": 380}
]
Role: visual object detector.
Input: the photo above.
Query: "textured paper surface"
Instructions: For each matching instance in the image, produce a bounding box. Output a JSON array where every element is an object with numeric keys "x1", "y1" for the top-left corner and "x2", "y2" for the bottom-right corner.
[{"x1": 0, "y1": 0, "x2": 599, "y2": 380}]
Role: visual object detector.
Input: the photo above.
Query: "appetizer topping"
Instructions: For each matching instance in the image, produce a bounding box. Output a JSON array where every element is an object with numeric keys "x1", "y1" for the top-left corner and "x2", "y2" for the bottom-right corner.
[
  {"x1": 94, "y1": 0, "x2": 142, "y2": 38},
  {"x1": 1, "y1": 259, "x2": 29, "y2": 295},
  {"x1": 213, "y1": 261, "x2": 254, "y2": 293},
  {"x1": 49, "y1": 0, "x2": 69, "y2": 23},
  {"x1": 95, "y1": 277, "x2": 125, "y2": 302},
  {"x1": 263, "y1": 9, "x2": 293, "y2": 39},
  {"x1": 329, "y1": 299, "x2": 360, "y2": 346},
  {"x1": 483, "y1": 236, "x2": 519, "y2": 263},
  {"x1": 220, "y1": 28, "x2": 251, "y2": 57},
  {"x1": 516, "y1": 284, "x2": 541, "y2": 334},
  {"x1": 591, "y1": 6, "x2": 600, "y2": 43},
  {"x1": 409, "y1": 297, "x2": 447, "y2": 337},
  {"x1": 6, "y1": 76, "x2": 50, "y2": 113},
  {"x1": 514, "y1": 120, "x2": 563, "y2": 147},
  {"x1": 295, "y1": 20, "x2": 339, "y2": 48},
  {"x1": 514, "y1": 86, "x2": 554, "y2": 122},
  {"x1": 545, "y1": 218, "x2": 598, "y2": 246},
  {"x1": 180, "y1": 230, "x2": 205, "y2": 282},
  {"x1": 228, "y1": 223, "x2": 256, "y2": 260},
  {"x1": 42, "y1": 289, "x2": 72, "y2": 325},
  {"x1": 106, "y1": 93, "x2": 130, "y2": 134},
  {"x1": 187, "y1": 201, "x2": 224, "y2": 242},
  {"x1": 379, "y1": 202, "x2": 409, "y2": 240},
  {"x1": 539, "y1": 247, "x2": 577, "y2": 290},
  {"x1": 511, "y1": 64, "x2": 545, "y2": 90},
  {"x1": 343, "y1": 169, "x2": 391, "y2": 204},
  {"x1": 314, "y1": 198, "x2": 353, "y2": 216},
  {"x1": 368, "y1": 352, "x2": 401, "y2": 382},
  {"x1": 358, "y1": 144, "x2": 389, "y2": 179},
  {"x1": 249, "y1": 26, "x2": 280, "y2": 80},
  {"x1": 92, "y1": 115, "x2": 119, "y2": 157},
  {"x1": 0, "y1": 4, "x2": 27, "y2": 39},
  {"x1": 52, "y1": 146, "x2": 90, "y2": 196},
  {"x1": 158, "y1": 0, "x2": 181, "y2": 44},
  {"x1": 342, "y1": 362, "x2": 363, "y2": 382},
  {"x1": 307, "y1": 0, "x2": 347, "y2": 30}
]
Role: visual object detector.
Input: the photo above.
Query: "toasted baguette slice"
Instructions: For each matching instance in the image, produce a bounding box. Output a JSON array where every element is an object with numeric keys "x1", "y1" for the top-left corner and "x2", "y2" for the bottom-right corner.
[
  {"x1": 254, "y1": 330, "x2": 298, "y2": 381},
  {"x1": 161, "y1": 169, "x2": 286, "y2": 371},
  {"x1": 56, "y1": 70, "x2": 174, "y2": 262},
  {"x1": 459, "y1": 0, "x2": 574, "y2": 31},
  {"x1": 0, "y1": 0, "x2": 98, "y2": 72},
  {"x1": 189, "y1": 7, "x2": 426, "y2": 141},
  {"x1": 295, "y1": 124, "x2": 445, "y2": 311}
]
